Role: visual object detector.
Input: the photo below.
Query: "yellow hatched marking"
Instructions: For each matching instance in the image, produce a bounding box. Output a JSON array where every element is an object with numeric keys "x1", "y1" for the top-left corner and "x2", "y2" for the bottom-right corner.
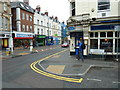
[{"x1": 30, "y1": 49, "x2": 83, "y2": 83}]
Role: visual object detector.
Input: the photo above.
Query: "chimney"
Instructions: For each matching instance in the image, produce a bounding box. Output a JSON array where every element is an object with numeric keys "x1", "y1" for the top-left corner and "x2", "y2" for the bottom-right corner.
[
  {"x1": 23, "y1": 0, "x2": 29, "y2": 5},
  {"x1": 36, "y1": 5, "x2": 41, "y2": 13},
  {"x1": 44, "y1": 11, "x2": 48, "y2": 16}
]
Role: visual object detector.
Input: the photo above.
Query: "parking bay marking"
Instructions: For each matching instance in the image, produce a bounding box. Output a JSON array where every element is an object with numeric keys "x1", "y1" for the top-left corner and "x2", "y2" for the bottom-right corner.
[
  {"x1": 30, "y1": 49, "x2": 83, "y2": 83},
  {"x1": 87, "y1": 78, "x2": 102, "y2": 82}
]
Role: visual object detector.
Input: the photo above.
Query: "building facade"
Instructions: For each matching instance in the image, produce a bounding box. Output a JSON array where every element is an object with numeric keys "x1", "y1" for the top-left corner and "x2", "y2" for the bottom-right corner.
[
  {"x1": 0, "y1": 0, "x2": 13, "y2": 50},
  {"x1": 11, "y1": 1, "x2": 34, "y2": 49},
  {"x1": 34, "y1": 6, "x2": 61, "y2": 46},
  {"x1": 61, "y1": 22, "x2": 67, "y2": 44},
  {"x1": 67, "y1": 0, "x2": 120, "y2": 56}
]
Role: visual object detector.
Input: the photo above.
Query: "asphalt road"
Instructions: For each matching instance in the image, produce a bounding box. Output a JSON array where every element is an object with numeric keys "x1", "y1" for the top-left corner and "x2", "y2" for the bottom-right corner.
[
  {"x1": 2, "y1": 46, "x2": 66, "y2": 88},
  {"x1": 2, "y1": 46, "x2": 119, "y2": 88}
]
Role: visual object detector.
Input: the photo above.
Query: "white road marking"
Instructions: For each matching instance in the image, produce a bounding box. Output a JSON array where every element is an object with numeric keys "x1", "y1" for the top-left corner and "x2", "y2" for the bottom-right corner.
[
  {"x1": 113, "y1": 82, "x2": 120, "y2": 84},
  {"x1": 87, "y1": 78, "x2": 102, "y2": 82}
]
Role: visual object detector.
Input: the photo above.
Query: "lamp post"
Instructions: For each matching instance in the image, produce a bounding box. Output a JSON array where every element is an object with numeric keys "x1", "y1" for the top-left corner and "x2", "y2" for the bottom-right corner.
[{"x1": 116, "y1": 31, "x2": 119, "y2": 61}]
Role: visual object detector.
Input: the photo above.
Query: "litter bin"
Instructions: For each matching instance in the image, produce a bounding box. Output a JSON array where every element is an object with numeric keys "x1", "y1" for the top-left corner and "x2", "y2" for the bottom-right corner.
[{"x1": 6, "y1": 48, "x2": 11, "y2": 55}]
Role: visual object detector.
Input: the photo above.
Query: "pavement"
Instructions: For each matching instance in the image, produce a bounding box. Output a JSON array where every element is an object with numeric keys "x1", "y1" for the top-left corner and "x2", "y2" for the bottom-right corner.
[
  {"x1": 38, "y1": 48, "x2": 118, "y2": 76},
  {"x1": 0, "y1": 45, "x2": 60, "y2": 60}
]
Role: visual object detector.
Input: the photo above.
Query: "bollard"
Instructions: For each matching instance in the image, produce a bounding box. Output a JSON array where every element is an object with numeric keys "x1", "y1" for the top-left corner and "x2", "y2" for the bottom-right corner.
[{"x1": 6, "y1": 48, "x2": 10, "y2": 56}]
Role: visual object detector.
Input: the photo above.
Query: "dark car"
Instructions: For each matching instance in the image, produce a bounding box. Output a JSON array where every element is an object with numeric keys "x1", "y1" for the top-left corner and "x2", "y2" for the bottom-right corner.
[{"x1": 61, "y1": 43, "x2": 69, "y2": 47}]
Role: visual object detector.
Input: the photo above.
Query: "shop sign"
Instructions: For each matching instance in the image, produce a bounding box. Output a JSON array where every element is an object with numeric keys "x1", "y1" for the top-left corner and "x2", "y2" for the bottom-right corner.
[
  {"x1": 15, "y1": 33, "x2": 33, "y2": 39},
  {"x1": 68, "y1": 27, "x2": 75, "y2": 31},
  {"x1": 36, "y1": 35, "x2": 46, "y2": 38}
]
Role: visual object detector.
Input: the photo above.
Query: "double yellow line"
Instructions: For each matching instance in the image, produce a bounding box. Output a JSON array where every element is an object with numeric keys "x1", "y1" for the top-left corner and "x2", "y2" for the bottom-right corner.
[{"x1": 30, "y1": 49, "x2": 83, "y2": 83}]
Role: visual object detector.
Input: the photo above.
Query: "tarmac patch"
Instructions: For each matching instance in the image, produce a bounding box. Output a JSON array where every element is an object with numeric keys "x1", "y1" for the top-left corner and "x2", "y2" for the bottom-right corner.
[{"x1": 46, "y1": 65, "x2": 65, "y2": 74}]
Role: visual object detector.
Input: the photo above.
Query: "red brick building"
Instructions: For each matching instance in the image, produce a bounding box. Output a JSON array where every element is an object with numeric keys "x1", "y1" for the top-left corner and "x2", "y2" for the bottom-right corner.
[{"x1": 11, "y1": 1, "x2": 34, "y2": 49}]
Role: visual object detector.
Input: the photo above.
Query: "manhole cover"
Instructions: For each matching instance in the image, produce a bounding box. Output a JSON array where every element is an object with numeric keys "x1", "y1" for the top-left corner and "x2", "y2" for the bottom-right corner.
[{"x1": 72, "y1": 64, "x2": 82, "y2": 67}]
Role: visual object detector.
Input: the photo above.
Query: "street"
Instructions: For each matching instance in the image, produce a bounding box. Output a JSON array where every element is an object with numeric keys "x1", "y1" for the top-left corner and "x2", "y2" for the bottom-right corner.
[{"x1": 2, "y1": 45, "x2": 119, "y2": 88}]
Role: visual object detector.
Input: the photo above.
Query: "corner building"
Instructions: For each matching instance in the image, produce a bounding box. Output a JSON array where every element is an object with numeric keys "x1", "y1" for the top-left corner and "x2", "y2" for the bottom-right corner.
[{"x1": 67, "y1": 0, "x2": 120, "y2": 56}]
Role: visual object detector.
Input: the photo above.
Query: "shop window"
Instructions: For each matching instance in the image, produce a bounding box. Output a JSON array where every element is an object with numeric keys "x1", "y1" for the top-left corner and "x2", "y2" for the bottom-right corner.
[
  {"x1": 90, "y1": 32, "x2": 94, "y2": 37},
  {"x1": 100, "y1": 32, "x2": 106, "y2": 37},
  {"x1": 100, "y1": 39, "x2": 113, "y2": 52},
  {"x1": 115, "y1": 39, "x2": 120, "y2": 52},
  {"x1": 90, "y1": 39, "x2": 98, "y2": 49},
  {"x1": 115, "y1": 32, "x2": 120, "y2": 37},
  {"x1": 107, "y1": 32, "x2": 113, "y2": 37},
  {"x1": 95, "y1": 32, "x2": 98, "y2": 37}
]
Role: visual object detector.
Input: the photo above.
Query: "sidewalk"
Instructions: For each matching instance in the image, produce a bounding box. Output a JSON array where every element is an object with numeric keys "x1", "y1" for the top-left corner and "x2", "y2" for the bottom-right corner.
[
  {"x1": 39, "y1": 49, "x2": 118, "y2": 76},
  {"x1": 0, "y1": 45, "x2": 60, "y2": 60}
]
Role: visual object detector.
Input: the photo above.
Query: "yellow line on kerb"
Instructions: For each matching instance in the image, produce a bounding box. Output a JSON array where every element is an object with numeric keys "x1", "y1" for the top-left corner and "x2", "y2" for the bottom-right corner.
[{"x1": 30, "y1": 49, "x2": 83, "y2": 83}]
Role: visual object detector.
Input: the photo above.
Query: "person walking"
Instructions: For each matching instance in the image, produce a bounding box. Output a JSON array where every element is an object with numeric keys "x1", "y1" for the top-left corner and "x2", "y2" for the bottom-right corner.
[{"x1": 77, "y1": 40, "x2": 84, "y2": 61}]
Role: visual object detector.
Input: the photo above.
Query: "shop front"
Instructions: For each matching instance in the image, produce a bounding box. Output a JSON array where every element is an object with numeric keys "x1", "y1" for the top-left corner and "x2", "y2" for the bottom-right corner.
[
  {"x1": 35, "y1": 35, "x2": 46, "y2": 46},
  {"x1": 46, "y1": 36, "x2": 53, "y2": 45},
  {"x1": 89, "y1": 24, "x2": 120, "y2": 55},
  {"x1": 0, "y1": 33, "x2": 11, "y2": 50},
  {"x1": 13, "y1": 32, "x2": 34, "y2": 49},
  {"x1": 53, "y1": 37, "x2": 59, "y2": 45}
]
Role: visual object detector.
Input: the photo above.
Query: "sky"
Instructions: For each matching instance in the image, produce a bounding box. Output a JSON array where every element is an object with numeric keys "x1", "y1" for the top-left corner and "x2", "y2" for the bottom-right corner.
[{"x1": 29, "y1": 0, "x2": 70, "y2": 23}]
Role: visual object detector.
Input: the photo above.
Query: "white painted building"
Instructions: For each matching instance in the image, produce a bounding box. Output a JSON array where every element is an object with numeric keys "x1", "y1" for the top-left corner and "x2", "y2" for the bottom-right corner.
[
  {"x1": 34, "y1": 6, "x2": 61, "y2": 46},
  {"x1": 67, "y1": 0, "x2": 120, "y2": 57}
]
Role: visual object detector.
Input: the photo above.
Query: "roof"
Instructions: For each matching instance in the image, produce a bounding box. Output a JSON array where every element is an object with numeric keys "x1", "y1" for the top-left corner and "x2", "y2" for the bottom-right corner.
[{"x1": 10, "y1": 2, "x2": 34, "y2": 13}]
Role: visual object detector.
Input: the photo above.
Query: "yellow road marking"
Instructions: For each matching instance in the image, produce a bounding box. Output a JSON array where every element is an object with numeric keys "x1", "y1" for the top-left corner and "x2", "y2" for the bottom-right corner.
[{"x1": 30, "y1": 49, "x2": 83, "y2": 83}]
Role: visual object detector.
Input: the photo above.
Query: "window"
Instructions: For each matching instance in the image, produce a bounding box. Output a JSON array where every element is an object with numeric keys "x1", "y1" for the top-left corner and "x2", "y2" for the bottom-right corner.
[
  {"x1": 90, "y1": 39, "x2": 98, "y2": 49},
  {"x1": 30, "y1": 26, "x2": 32, "y2": 32},
  {"x1": 98, "y1": 0, "x2": 110, "y2": 11},
  {"x1": 100, "y1": 32, "x2": 106, "y2": 37},
  {"x1": 47, "y1": 30, "x2": 49, "y2": 36},
  {"x1": 22, "y1": 13, "x2": 25, "y2": 19},
  {"x1": 30, "y1": 16, "x2": 32, "y2": 21},
  {"x1": 107, "y1": 32, "x2": 113, "y2": 37},
  {"x1": 26, "y1": 14, "x2": 29, "y2": 20},
  {"x1": 115, "y1": 32, "x2": 120, "y2": 37},
  {"x1": 3, "y1": 3, "x2": 7, "y2": 11},
  {"x1": 90, "y1": 32, "x2": 94, "y2": 37},
  {"x1": 71, "y1": 2, "x2": 75, "y2": 16},
  {"x1": 41, "y1": 21, "x2": 43, "y2": 26},
  {"x1": 115, "y1": 39, "x2": 120, "y2": 52},
  {"x1": 22, "y1": 25, "x2": 25, "y2": 31},
  {"x1": 100, "y1": 39, "x2": 113, "y2": 52},
  {"x1": 41, "y1": 29, "x2": 43, "y2": 35},
  {"x1": 37, "y1": 28, "x2": 39, "y2": 34},
  {"x1": 49, "y1": 31, "x2": 51, "y2": 36},
  {"x1": 95, "y1": 32, "x2": 98, "y2": 37},
  {"x1": 37, "y1": 20, "x2": 39, "y2": 25},
  {"x1": 26, "y1": 25, "x2": 29, "y2": 31}
]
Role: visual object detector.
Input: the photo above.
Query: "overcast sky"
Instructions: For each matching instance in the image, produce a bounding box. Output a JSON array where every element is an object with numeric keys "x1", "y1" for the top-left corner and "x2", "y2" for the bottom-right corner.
[{"x1": 29, "y1": 0, "x2": 70, "y2": 22}]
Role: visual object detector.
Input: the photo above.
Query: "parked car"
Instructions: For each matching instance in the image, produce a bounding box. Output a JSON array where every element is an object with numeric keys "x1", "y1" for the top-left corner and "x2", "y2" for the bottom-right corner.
[{"x1": 61, "y1": 43, "x2": 69, "y2": 47}]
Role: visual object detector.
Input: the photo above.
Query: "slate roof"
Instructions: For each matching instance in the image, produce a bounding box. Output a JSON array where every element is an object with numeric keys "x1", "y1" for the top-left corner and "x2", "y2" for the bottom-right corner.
[{"x1": 10, "y1": 2, "x2": 34, "y2": 13}]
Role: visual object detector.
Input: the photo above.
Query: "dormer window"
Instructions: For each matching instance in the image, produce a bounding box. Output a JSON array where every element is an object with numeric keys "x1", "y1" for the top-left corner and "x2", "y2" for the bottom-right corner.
[{"x1": 19, "y1": 3, "x2": 24, "y2": 8}]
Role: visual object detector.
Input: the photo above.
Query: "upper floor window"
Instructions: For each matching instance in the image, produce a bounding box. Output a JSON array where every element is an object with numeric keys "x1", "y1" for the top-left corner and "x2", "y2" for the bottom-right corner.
[
  {"x1": 41, "y1": 21, "x2": 43, "y2": 26},
  {"x1": 30, "y1": 16, "x2": 32, "y2": 21},
  {"x1": 71, "y1": 2, "x2": 75, "y2": 16},
  {"x1": 37, "y1": 20, "x2": 39, "y2": 25},
  {"x1": 3, "y1": 3, "x2": 7, "y2": 11},
  {"x1": 26, "y1": 25, "x2": 29, "y2": 31},
  {"x1": 30, "y1": 26, "x2": 32, "y2": 32},
  {"x1": 98, "y1": 0, "x2": 110, "y2": 11},
  {"x1": 26, "y1": 14, "x2": 29, "y2": 20},
  {"x1": 41, "y1": 29, "x2": 43, "y2": 35},
  {"x1": 22, "y1": 13, "x2": 25, "y2": 20},
  {"x1": 22, "y1": 25, "x2": 25, "y2": 31}
]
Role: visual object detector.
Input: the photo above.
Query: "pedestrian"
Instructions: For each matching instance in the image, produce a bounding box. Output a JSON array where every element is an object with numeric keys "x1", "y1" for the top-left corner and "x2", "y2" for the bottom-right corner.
[{"x1": 77, "y1": 40, "x2": 84, "y2": 61}]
